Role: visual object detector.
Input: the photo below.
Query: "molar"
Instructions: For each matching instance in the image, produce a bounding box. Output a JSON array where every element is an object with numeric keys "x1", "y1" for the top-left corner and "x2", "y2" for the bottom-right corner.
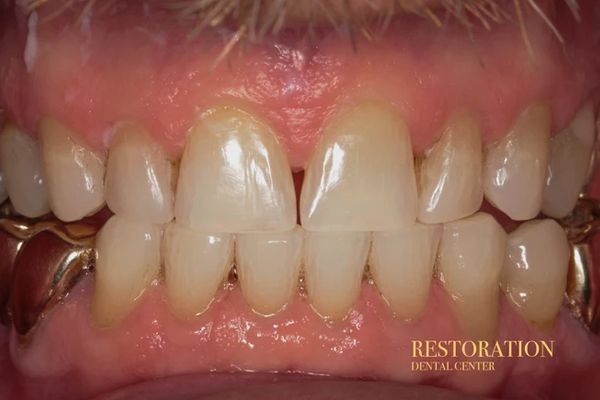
[
  {"x1": 438, "y1": 213, "x2": 506, "y2": 341},
  {"x1": 174, "y1": 107, "x2": 296, "y2": 233},
  {"x1": 300, "y1": 102, "x2": 417, "y2": 231},
  {"x1": 483, "y1": 103, "x2": 551, "y2": 220},
  {"x1": 105, "y1": 122, "x2": 175, "y2": 224},
  {"x1": 0, "y1": 123, "x2": 50, "y2": 218},
  {"x1": 39, "y1": 117, "x2": 106, "y2": 222}
]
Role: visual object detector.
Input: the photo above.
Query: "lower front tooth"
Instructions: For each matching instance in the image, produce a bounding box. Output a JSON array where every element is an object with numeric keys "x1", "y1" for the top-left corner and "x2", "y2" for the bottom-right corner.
[
  {"x1": 438, "y1": 213, "x2": 506, "y2": 340},
  {"x1": 92, "y1": 215, "x2": 161, "y2": 327},
  {"x1": 502, "y1": 219, "x2": 570, "y2": 330},
  {"x1": 370, "y1": 223, "x2": 441, "y2": 320},
  {"x1": 237, "y1": 226, "x2": 303, "y2": 316},
  {"x1": 164, "y1": 223, "x2": 233, "y2": 319},
  {"x1": 304, "y1": 231, "x2": 370, "y2": 320}
]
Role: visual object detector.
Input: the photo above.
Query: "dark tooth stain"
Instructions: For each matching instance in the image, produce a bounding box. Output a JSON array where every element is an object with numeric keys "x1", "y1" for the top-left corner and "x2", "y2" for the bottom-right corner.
[{"x1": 0, "y1": 230, "x2": 23, "y2": 324}]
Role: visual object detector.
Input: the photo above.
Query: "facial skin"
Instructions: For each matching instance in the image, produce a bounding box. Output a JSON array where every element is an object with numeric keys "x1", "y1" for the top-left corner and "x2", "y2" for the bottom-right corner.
[{"x1": 0, "y1": 0, "x2": 599, "y2": 399}]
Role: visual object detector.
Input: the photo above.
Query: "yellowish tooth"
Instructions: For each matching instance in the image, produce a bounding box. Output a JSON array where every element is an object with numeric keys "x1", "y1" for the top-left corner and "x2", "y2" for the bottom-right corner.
[
  {"x1": 0, "y1": 123, "x2": 50, "y2": 218},
  {"x1": 105, "y1": 122, "x2": 175, "y2": 224},
  {"x1": 483, "y1": 103, "x2": 551, "y2": 220},
  {"x1": 92, "y1": 215, "x2": 161, "y2": 327},
  {"x1": 502, "y1": 219, "x2": 570, "y2": 330},
  {"x1": 300, "y1": 102, "x2": 417, "y2": 231},
  {"x1": 39, "y1": 117, "x2": 105, "y2": 222},
  {"x1": 418, "y1": 112, "x2": 483, "y2": 224},
  {"x1": 163, "y1": 223, "x2": 234, "y2": 319},
  {"x1": 175, "y1": 107, "x2": 296, "y2": 233}
]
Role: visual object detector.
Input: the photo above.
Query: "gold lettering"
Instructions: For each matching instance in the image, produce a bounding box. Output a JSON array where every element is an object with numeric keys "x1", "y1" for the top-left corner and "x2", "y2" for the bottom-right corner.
[{"x1": 412, "y1": 340, "x2": 424, "y2": 357}]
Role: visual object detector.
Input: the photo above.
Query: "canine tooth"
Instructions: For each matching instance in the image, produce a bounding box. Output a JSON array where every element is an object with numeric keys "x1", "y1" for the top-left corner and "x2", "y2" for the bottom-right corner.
[
  {"x1": 105, "y1": 122, "x2": 174, "y2": 224},
  {"x1": 164, "y1": 223, "x2": 233, "y2": 319},
  {"x1": 0, "y1": 169, "x2": 7, "y2": 204},
  {"x1": 300, "y1": 102, "x2": 417, "y2": 231},
  {"x1": 304, "y1": 231, "x2": 370, "y2": 320},
  {"x1": 0, "y1": 123, "x2": 50, "y2": 218},
  {"x1": 236, "y1": 226, "x2": 303, "y2": 315},
  {"x1": 543, "y1": 101, "x2": 596, "y2": 218},
  {"x1": 483, "y1": 103, "x2": 551, "y2": 220},
  {"x1": 92, "y1": 215, "x2": 161, "y2": 327},
  {"x1": 438, "y1": 213, "x2": 506, "y2": 340},
  {"x1": 418, "y1": 113, "x2": 483, "y2": 223},
  {"x1": 39, "y1": 118, "x2": 105, "y2": 222},
  {"x1": 502, "y1": 219, "x2": 569, "y2": 329},
  {"x1": 370, "y1": 223, "x2": 441, "y2": 319},
  {"x1": 175, "y1": 107, "x2": 295, "y2": 232}
]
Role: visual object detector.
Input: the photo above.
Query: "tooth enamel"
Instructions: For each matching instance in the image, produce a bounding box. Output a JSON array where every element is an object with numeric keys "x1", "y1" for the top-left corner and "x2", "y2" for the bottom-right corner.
[
  {"x1": 0, "y1": 169, "x2": 7, "y2": 204},
  {"x1": 39, "y1": 117, "x2": 106, "y2": 222},
  {"x1": 502, "y1": 219, "x2": 570, "y2": 329},
  {"x1": 105, "y1": 122, "x2": 174, "y2": 224},
  {"x1": 300, "y1": 102, "x2": 417, "y2": 231},
  {"x1": 236, "y1": 226, "x2": 303, "y2": 315},
  {"x1": 418, "y1": 112, "x2": 483, "y2": 223},
  {"x1": 304, "y1": 231, "x2": 370, "y2": 320},
  {"x1": 483, "y1": 103, "x2": 551, "y2": 220},
  {"x1": 370, "y1": 223, "x2": 441, "y2": 319},
  {"x1": 542, "y1": 101, "x2": 596, "y2": 218},
  {"x1": 163, "y1": 223, "x2": 233, "y2": 319},
  {"x1": 175, "y1": 107, "x2": 296, "y2": 232},
  {"x1": 0, "y1": 123, "x2": 50, "y2": 218},
  {"x1": 437, "y1": 213, "x2": 506, "y2": 340},
  {"x1": 92, "y1": 215, "x2": 161, "y2": 327}
]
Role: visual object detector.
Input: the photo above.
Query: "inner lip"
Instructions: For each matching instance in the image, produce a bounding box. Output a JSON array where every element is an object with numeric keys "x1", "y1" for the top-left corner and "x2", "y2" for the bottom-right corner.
[{"x1": 1, "y1": 0, "x2": 600, "y2": 399}]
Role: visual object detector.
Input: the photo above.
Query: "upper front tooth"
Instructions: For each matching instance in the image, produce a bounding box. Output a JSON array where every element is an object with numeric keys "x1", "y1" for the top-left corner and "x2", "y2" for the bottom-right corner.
[
  {"x1": 39, "y1": 117, "x2": 106, "y2": 222},
  {"x1": 236, "y1": 226, "x2": 303, "y2": 315},
  {"x1": 304, "y1": 231, "x2": 370, "y2": 320},
  {"x1": 0, "y1": 123, "x2": 50, "y2": 218},
  {"x1": 502, "y1": 219, "x2": 570, "y2": 330},
  {"x1": 542, "y1": 101, "x2": 596, "y2": 218},
  {"x1": 300, "y1": 102, "x2": 417, "y2": 231},
  {"x1": 370, "y1": 223, "x2": 441, "y2": 320},
  {"x1": 483, "y1": 103, "x2": 551, "y2": 220},
  {"x1": 418, "y1": 112, "x2": 483, "y2": 224},
  {"x1": 105, "y1": 122, "x2": 175, "y2": 224},
  {"x1": 438, "y1": 212, "x2": 506, "y2": 340},
  {"x1": 175, "y1": 107, "x2": 296, "y2": 233}
]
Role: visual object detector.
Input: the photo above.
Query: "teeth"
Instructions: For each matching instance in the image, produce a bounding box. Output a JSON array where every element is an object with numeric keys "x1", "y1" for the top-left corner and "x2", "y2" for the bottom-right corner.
[
  {"x1": 39, "y1": 117, "x2": 106, "y2": 222},
  {"x1": 175, "y1": 107, "x2": 296, "y2": 232},
  {"x1": 300, "y1": 102, "x2": 417, "y2": 231},
  {"x1": 437, "y1": 213, "x2": 506, "y2": 340},
  {"x1": 0, "y1": 169, "x2": 7, "y2": 204},
  {"x1": 502, "y1": 219, "x2": 570, "y2": 329},
  {"x1": 542, "y1": 101, "x2": 596, "y2": 218},
  {"x1": 483, "y1": 103, "x2": 551, "y2": 220},
  {"x1": 236, "y1": 226, "x2": 303, "y2": 315},
  {"x1": 418, "y1": 112, "x2": 483, "y2": 224},
  {"x1": 92, "y1": 215, "x2": 161, "y2": 327},
  {"x1": 304, "y1": 231, "x2": 370, "y2": 320},
  {"x1": 370, "y1": 223, "x2": 441, "y2": 319},
  {"x1": 163, "y1": 223, "x2": 233, "y2": 319},
  {"x1": 0, "y1": 123, "x2": 50, "y2": 218},
  {"x1": 105, "y1": 122, "x2": 175, "y2": 224}
]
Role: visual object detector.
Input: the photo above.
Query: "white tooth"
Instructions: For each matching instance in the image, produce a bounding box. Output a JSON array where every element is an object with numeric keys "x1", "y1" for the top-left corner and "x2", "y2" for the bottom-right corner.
[
  {"x1": 175, "y1": 107, "x2": 296, "y2": 233},
  {"x1": 300, "y1": 102, "x2": 417, "y2": 231},
  {"x1": 418, "y1": 112, "x2": 483, "y2": 224},
  {"x1": 0, "y1": 169, "x2": 7, "y2": 204},
  {"x1": 39, "y1": 117, "x2": 105, "y2": 222},
  {"x1": 163, "y1": 223, "x2": 233, "y2": 319},
  {"x1": 236, "y1": 226, "x2": 303, "y2": 315},
  {"x1": 92, "y1": 215, "x2": 161, "y2": 327},
  {"x1": 304, "y1": 231, "x2": 370, "y2": 320},
  {"x1": 543, "y1": 101, "x2": 596, "y2": 218},
  {"x1": 0, "y1": 123, "x2": 50, "y2": 218},
  {"x1": 483, "y1": 103, "x2": 551, "y2": 220},
  {"x1": 105, "y1": 122, "x2": 174, "y2": 224},
  {"x1": 438, "y1": 213, "x2": 506, "y2": 340},
  {"x1": 502, "y1": 219, "x2": 570, "y2": 330},
  {"x1": 370, "y1": 223, "x2": 441, "y2": 319}
]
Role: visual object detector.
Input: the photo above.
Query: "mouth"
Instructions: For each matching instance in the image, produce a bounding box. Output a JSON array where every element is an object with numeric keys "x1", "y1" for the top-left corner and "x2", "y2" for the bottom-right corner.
[{"x1": 1, "y1": 0, "x2": 600, "y2": 399}]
